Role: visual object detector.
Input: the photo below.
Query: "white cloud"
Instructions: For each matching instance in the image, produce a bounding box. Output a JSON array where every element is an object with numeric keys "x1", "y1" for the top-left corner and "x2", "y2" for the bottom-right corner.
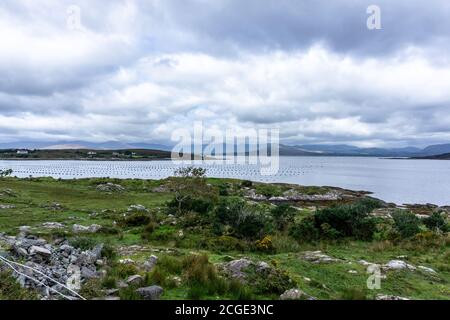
[{"x1": 0, "y1": 0, "x2": 449, "y2": 147}]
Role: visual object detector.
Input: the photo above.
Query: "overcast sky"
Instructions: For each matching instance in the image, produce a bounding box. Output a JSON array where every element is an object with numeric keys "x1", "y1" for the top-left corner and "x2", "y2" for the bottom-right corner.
[{"x1": 1, "y1": 0, "x2": 449, "y2": 147}]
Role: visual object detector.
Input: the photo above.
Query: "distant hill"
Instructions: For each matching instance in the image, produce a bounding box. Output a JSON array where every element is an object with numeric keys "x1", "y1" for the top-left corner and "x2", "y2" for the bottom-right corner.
[
  {"x1": 0, "y1": 140, "x2": 449, "y2": 157},
  {"x1": 412, "y1": 152, "x2": 450, "y2": 160},
  {"x1": 281, "y1": 143, "x2": 444, "y2": 157},
  {"x1": 421, "y1": 144, "x2": 450, "y2": 156}
]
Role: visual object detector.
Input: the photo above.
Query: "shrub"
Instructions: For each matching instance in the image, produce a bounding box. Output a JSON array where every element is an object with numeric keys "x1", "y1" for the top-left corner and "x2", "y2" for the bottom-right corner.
[
  {"x1": 314, "y1": 200, "x2": 378, "y2": 240},
  {"x1": 234, "y1": 207, "x2": 273, "y2": 240},
  {"x1": 213, "y1": 198, "x2": 273, "y2": 240},
  {"x1": 79, "y1": 279, "x2": 103, "y2": 299},
  {"x1": 217, "y1": 183, "x2": 230, "y2": 196},
  {"x1": 241, "y1": 180, "x2": 253, "y2": 188},
  {"x1": 271, "y1": 204, "x2": 296, "y2": 231},
  {"x1": 157, "y1": 255, "x2": 183, "y2": 274},
  {"x1": 392, "y1": 211, "x2": 421, "y2": 238},
  {"x1": 167, "y1": 196, "x2": 215, "y2": 215},
  {"x1": 101, "y1": 244, "x2": 117, "y2": 260},
  {"x1": 141, "y1": 221, "x2": 158, "y2": 240},
  {"x1": 289, "y1": 216, "x2": 320, "y2": 242},
  {"x1": 320, "y1": 223, "x2": 342, "y2": 239},
  {"x1": 118, "y1": 212, "x2": 152, "y2": 227},
  {"x1": 424, "y1": 212, "x2": 448, "y2": 232},
  {"x1": 255, "y1": 236, "x2": 275, "y2": 253},
  {"x1": 102, "y1": 276, "x2": 117, "y2": 289},
  {"x1": 245, "y1": 265, "x2": 293, "y2": 295}
]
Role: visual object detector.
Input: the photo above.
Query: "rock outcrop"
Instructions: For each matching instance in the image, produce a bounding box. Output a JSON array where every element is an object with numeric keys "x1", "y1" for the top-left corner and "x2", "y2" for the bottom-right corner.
[{"x1": 0, "y1": 233, "x2": 103, "y2": 300}]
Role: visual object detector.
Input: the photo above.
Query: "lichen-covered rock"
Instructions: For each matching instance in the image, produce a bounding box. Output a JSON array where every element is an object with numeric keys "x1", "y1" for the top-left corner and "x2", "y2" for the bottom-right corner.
[
  {"x1": 72, "y1": 224, "x2": 102, "y2": 233},
  {"x1": 143, "y1": 255, "x2": 158, "y2": 272},
  {"x1": 302, "y1": 251, "x2": 341, "y2": 264},
  {"x1": 126, "y1": 274, "x2": 144, "y2": 286},
  {"x1": 96, "y1": 183, "x2": 125, "y2": 192},
  {"x1": 136, "y1": 286, "x2": 163, "y2": 300},
  {"x1": 280, "y1": 289, "x2": 315, "y2": 300},
  {"x1": 382, "y1": 260, "x2": 416, "y2": 271},
  {"x1": 219, "y1": 258, "x2": 293, "y2": 295}
]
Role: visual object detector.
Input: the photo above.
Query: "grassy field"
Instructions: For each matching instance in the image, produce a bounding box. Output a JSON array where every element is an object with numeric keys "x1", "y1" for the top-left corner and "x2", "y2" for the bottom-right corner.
[{"x1": 0, "y1": 176, "x2": 449, "y2": 300}]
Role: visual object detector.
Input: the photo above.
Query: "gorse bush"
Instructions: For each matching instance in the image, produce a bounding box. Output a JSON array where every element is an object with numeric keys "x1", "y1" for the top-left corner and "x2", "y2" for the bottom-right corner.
[{"x1": 392, "y1": 211, "x2": 421, "y2": 238}]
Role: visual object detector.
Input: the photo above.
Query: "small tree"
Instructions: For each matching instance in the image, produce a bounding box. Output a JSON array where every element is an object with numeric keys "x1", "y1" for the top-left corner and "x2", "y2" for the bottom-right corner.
[
  {"x1": 168, "y1": 167, "x2": 213, "y2": 214},
  {"x1": 0, "y1": 169, "x2": 13, "y2": 178}
]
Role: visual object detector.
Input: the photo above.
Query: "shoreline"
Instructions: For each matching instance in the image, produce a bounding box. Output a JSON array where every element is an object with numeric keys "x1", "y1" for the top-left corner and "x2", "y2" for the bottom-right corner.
[{"x1": 1, "y1": 175, "x2": 448, "y2": 208}]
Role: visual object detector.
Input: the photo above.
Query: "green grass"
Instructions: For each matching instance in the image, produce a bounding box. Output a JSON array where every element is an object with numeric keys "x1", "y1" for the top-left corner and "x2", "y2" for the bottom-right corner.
[{"x1": 0, "y1": 176, "x2": 449, "y2": 300}]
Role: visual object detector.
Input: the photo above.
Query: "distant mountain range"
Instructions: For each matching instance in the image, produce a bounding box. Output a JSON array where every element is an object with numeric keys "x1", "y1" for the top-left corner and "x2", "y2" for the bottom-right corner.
[{"x1": 1, "y1": 141, "x2": 450, "y2": 157}]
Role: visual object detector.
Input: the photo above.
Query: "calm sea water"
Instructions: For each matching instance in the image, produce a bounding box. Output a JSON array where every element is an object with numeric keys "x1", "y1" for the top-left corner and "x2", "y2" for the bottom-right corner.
[{"x1": 1, "y1": 157, "x2": 449, "y2": 206}]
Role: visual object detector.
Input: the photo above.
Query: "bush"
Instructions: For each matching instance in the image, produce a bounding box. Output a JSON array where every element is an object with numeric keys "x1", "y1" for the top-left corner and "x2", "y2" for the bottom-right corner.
[
  {"x1": 101, "y1": 244, "x2": 117, "y2": 260},
  {"x1": 392, "y1": 211, "x2": 421, "y2": 238},
  {"x1": 289, "y1": 216, "x2": 320, "y2": 242},
  {"x1": 217, "y1": 183, "x2": 230, "y2": 196},
  {"x1": 167, "y1": 196, "x2": 215, "y2": 215},
  {"x1": 118, "y1": 212, "x2": 152, "y2": 227},
  {"x1": 271, "y1": 204, "x2": 296, "y2": 231},
  {"x1": 241, "y1": 180, "x2": 253, "y2": 188},
  {"x1": 213, "y1": 198, "x2": 273, "y2": 240},
  {"x1": 314, "y1": 200, "x2": 378, "y2": 240},
  {"x1": 255, "y1": 236, "x2": 275, "y2": 253},
  {"x1": 234, "y1": 207, "x2": 273, "y2": 240},
  {"x1": 79, "y1": 279, "x2": 103, "y2": 299},
  {"x1": 245, "y1": 264, "x2": 293, "y2": 295},
  {"x1": 424, "y1": 212, "x2": 448, "y2": 232},
  {"x1": 141, "y1": 221, "x2": 158, "y2": 240}
]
